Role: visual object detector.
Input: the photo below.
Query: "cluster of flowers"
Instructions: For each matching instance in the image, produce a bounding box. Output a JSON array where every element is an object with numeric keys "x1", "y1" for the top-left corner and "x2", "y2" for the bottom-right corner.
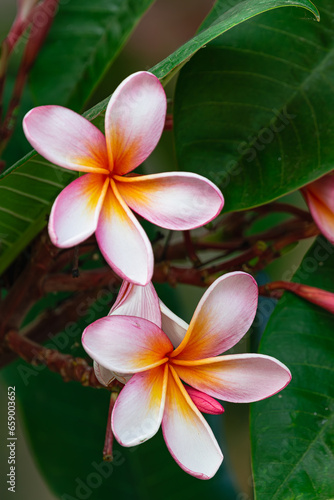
[{"x1": 23, "y1": 72, "x2": 291, "y2": 479}]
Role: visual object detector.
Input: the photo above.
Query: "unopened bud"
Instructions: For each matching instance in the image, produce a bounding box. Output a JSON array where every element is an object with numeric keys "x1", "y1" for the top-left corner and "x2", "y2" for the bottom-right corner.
[
  {"x1": 262, "y1": 281, "x2": 334, "y2": 315},
  {"x1": 289, "y1": 283, "x2": 334, "y2": 314},
  {"x1": 302, "y1": 171, "x2": 334, "y2": 245},
  {"x1": 185, "y1": 386, "x2": 224, "y2": 415}
]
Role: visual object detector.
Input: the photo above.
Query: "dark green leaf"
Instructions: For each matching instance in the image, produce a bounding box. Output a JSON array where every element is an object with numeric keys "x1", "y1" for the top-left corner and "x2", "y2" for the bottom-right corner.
[
  {"x1": 151, "y1": 0, "x2": 319, "y2": 85},
  {"x1": 250, "y1": 236, "x2": 334, "y2": 499},
  {"x1": 174, "y1": 0, "x2": 334, "y2": 212},
  {"x1": 0, "y1": 154, "x2": 76, "y2": 274},
  {"x1": 29, "y1": 0, "x2": 155, "y2": 111}
]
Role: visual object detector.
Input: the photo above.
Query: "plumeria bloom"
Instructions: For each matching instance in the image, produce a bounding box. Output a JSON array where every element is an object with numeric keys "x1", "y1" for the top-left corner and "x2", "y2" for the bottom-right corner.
[
  {"x1": 94, "y1": 279, "x2": 225, "y2": 416},
  {"x1": 23, "y1": 72, "x2": 224, "y2": 285},
  {"x1": 302, "y1": 172, "x2": 334, "y2": 244},
  {"x1": 82, "y1": 272, "x2": 291, "y2": 479}
]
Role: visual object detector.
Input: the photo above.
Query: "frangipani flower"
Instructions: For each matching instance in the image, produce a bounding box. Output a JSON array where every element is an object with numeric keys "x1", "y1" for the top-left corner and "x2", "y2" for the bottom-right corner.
[
  {"x1": 23, "y1": 72, "x2": 224, "y2": 285},
  {"x1": 82, "y1": 272, "x2": 291, "y2": 479},
  {"x1": 94, "y1": 279, "x2": 225, "y2": 416},
  {"x1": 302, "y1": 172, "x2": 334, "y2": 244}
]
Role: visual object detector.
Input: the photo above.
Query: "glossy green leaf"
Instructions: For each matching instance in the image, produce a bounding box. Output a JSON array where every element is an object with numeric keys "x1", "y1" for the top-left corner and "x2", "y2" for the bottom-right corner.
[
  {"x1": 29, "y1": 0, "x2": 155, "y2": 111},
  {"x1": 0, "y1": 155, "x2": 76, "y2": 274},
  {"x1": 151, "y1": 0, "x2": 318, "y2": 85},
  {"x1": 250, "y1": 236, "x2": 334, "y2": 499},
  {"x1": 174, "y1": 0, "x2": 334, "y2": 213},
  {"x1": 0, "y1": 0, "x2": 319, "y2": 275}
]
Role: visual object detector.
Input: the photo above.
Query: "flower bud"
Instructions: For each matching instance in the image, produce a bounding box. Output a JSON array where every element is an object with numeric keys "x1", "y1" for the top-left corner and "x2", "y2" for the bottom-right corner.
[
  {"x1": 302, "y1": 172, "x2": 334, "y2": 244},
  {"x1": 262, "y1": 281, "x2": 334, "y2": 315},
  {"x1": 185, "y1": 386, "x2": 224, "y2": 415},
  {"x1": 289, "y1": 283, "x2": 334, "y2": 314}
]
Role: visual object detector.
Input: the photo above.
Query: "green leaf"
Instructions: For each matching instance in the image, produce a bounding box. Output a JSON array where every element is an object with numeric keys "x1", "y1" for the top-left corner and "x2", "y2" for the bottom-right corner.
[
  {"x1": 29, "y1": 0, "x2": 155, "y2": 111},
  {"x1": 173, "y1": 0, "x2": 334, "y2": 213},
  {"x1": 0, "y1": 154, "x2": 76, "y2": 274},
  {"x1": 250, "y1": 236, "x2": 334, "y2": 499},
  {"x1": 0, "y1": 0, "x2": 319, "y2": 275},
  {"x1": 151, "y1": 0, "x2": 318, "y2": 86}
]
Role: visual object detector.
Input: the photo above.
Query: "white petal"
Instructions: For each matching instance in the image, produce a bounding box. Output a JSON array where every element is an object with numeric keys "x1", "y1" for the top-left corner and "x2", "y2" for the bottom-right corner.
[
  {"x1": 162, "y1": 366, "x2": 223, "y2": 479},
  {"x1": 110, "y1": 281, "x2": 161, "y2": 327},
  {"x1": 112, "y1": 365, "x2": 168, "y2": 446}
]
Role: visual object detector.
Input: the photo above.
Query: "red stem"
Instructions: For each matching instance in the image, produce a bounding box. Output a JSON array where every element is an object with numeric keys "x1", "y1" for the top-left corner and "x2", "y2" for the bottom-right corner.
[
  {"x1": 103, "y1": 392, "x2": 118, "y2": 461},
  {"x1": 5, "y1": 329, "x2": 104, "y2": 388},
  {"x1": 164, "y1": 114, "x2": 173, "y2": 130}
]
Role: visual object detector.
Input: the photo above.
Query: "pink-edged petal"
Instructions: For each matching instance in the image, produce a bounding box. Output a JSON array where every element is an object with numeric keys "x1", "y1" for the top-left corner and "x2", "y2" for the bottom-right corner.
[
  {"x1": 115, "y1": 172, "x2": 224, "y2": 230},
  {"x1": 185, "y1": 387, "x2": 224, "y2": 415},
  {"x1": 162, "y1": 366, "x2": 223, "y2": 479},
  {"x1": 172, "y1": 354, "x2": 291, "y2": 403},
  {"x1": 23, "y1": 106, "x2": 109, "y2": 173},
  {"x1": 303, "y1": 181, "x2": 334, "y2": 244},
  {"x1": 304, "y1": 172, "x2": 334, "y2": 213},
  {"x1": 105, "y1": 71, "x2": 166, "y2": 175},
  {"x1": 171, "y1": 272, "x2": 258, "y2": 360},
  {"x1": 49, "y1": 174, "x2": 109, "y2": 248},
  {"x1": 160, "y1": 300, "x2": 188, "y2": 348},
  {"x1": 112, "y1": 364, "x2": 168, "y2": 446},
  {"x1": 82, "y1": 316, "x2": 172, "y2": 373},
  {"x1": 95, "y1": 180, "x2": 153, "y2": 285},
  {"x1": 109, "y1": 281, "x2": 161, "y2": 327}
]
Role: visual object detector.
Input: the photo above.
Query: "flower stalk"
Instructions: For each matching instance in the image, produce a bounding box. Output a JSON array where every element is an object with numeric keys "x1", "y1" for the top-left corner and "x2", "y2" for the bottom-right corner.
[
  {"x1": 4, "y1": 329, "x2": 105, "y2": 388},
  {"x1": 103, "y1": 392, "x2": 119, "y2": 461}
]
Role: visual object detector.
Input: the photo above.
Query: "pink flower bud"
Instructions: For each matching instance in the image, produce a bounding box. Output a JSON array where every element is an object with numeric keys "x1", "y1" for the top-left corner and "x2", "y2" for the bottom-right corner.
[
  {"x1": 262, "y1": 281, "x2": 334, "y2": 315},
  {"x1": 302, "y1": 172, "x2": 334, "y2": 244},
  {"x1": 185, "y1": 386, "x2": 224, "y2": 415},
  {"x1": 289, "y1": 283, "x2": 334, "y2": 314}
]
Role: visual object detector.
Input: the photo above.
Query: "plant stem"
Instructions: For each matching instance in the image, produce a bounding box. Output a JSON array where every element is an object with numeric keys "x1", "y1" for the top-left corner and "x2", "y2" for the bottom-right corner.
[
  {"x1": 5, "y1": 329, "x2": 104, "y2": 388},
  {"x1": 103, "y1": 392, "x2": 118, "y2": 461}
]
